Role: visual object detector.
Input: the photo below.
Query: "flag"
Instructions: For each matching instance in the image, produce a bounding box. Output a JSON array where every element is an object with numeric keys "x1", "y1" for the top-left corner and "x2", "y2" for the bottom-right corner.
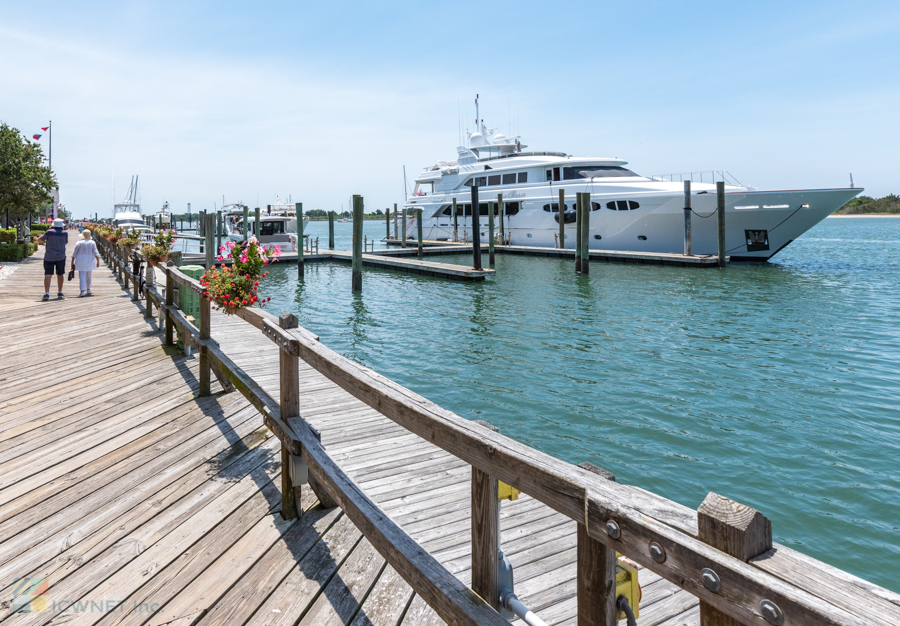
[
  {"x1": 41, "y1": 127, "x2": 48, "y2": 131},
  {"x1": 32, "y1": 134, "x2": 42, "y2": 140}
]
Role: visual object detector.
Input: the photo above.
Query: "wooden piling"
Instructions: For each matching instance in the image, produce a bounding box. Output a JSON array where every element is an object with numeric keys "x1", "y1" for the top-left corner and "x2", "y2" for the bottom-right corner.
[
  {"x1": 581, "y1": 192, "x2": 590, "y2": 275},
  {"x1": 352, "y1": 195, "x2": 363, "y2": 292},
  {"x1": 575, "y1": 192, "x2": 582, "y2": 272},
  {"x1": 205, "y1": 213, "x2": 215, "y2": 271},
  {"x1": 401, "y1": 209, "x2": 407, "y2": 248},
  {"x1": 242, "y1": 205, "x2": 249, "y2": 242},
  {"x1": 328, "y1": 211, "x2": 335, "y2": 249},
  {"x1": 698, "y1": 493, "x2": 772, "y2": 626},
  {"x1": 278, "y1": 312, "x2": 301, "y2": 520},
  {"x1": 683, "y1": 180, "x2": 692, "y2": 256},
  {"x1": 577, "y1": 463, "x2": 617, "y2": 626},
  {"x1": 452, "y1": 198, "x2": 458, "y2": 243},
  {"x1": 254, "y1": 207, "x2": 261, "y2": 240},
  {"x1": 471, "y1": 186, "x2": 482, "y2": 270},
  {"x1": 216, "y1": 210, "x2": 223, "y2": 257},
  {"x1": 488, "y1": 202, "x2": 495, "y2": 266},
  {"x1": 717, "y1": 181, "x2": 726, "y2": 268},
  {"x1": 497, "y1": 193, "x2": 504, "y2": 244},
  {"x1": 417, "y1": 209, "x2": 424, "y2": 259},
  {"x1": 393, "y1": 203, "x2": 398, "y2": 239},
  {"x1": 296, "y1": 202, "x2": 304, "y2": 278},
  {"x1": 386, "y1": 207, "x2": 391, "y2": 239},
  {"x1": 559, "y1": 188, "x2": 566, "y2": 250}
]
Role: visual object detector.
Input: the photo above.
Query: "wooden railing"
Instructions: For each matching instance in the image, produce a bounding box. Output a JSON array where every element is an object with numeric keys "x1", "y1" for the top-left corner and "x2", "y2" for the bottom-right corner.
[{"x1": 94, "y1": 228, "x2": 900, "y2": 626}]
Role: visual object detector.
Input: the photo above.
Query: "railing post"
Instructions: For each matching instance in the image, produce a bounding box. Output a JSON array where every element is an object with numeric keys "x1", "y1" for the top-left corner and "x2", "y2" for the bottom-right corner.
[
  {"x1": 164, "y1": 269, "x2": 174, "y2": 347},
  {"x1": 199, "y1": 291, "x2": 211, "y2": 397},
  {"x1": 577, "y1": 463, "x2": 617, "y2": 626},
  {"x1": 131, "y1": 252, "x2": 139, "y2": 301},
  {"x1": 717, "y1": 181, "x2": 726, "y2": 268},
  {"x1": 144, "y1": 257, "x2": 154, "y2": 319},
  {"x1": 279, "y1": 312, "x2": 301, "y2": 520},
  {"x1": 698, "y1": 493, "x2": 773, "y2": 626},
  {"x1": 471, "y1": 419, "x2": 500, "y2": 611}
]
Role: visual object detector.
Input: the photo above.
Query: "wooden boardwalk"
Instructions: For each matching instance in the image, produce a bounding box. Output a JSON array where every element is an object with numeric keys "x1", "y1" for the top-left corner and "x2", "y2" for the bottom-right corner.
[{"x1": 0, "y1": 244, "x2": 695, "y2": 625}]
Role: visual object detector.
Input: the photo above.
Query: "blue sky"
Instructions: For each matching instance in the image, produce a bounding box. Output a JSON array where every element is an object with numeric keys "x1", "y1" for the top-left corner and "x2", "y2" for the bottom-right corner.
[{"x1": 2, "y1": 0, "x2": 898, "y2": 218}]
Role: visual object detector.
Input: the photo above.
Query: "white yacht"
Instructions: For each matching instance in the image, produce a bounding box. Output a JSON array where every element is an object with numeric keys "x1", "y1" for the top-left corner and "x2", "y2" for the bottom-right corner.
[
  {"x1": 225, "y1": 201, "x2": 297, "y2": 251},
  {"x1": 113, "y1": 175, "x2": 151, "y2": 233},
  {"x1": 404, "y1": 99, "x2": 861, "y2": 261}
]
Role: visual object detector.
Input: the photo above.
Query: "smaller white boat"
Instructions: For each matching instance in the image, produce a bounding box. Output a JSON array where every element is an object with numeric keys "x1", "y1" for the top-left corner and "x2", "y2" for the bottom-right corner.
[{"x1": 225, "y1": 202, "x2": 297, "y2": 251}]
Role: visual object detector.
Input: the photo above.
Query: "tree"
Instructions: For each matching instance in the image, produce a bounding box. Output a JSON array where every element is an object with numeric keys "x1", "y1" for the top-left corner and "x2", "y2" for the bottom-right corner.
[{"x1": 0, "y1": 123, "x2": 56, "y2": 228}]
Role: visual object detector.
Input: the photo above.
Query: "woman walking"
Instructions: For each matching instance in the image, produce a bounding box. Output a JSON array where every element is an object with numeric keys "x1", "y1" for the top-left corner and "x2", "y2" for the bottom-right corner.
[{"x1": 71, "y1": 229, "x2": 100, "y2": 297}]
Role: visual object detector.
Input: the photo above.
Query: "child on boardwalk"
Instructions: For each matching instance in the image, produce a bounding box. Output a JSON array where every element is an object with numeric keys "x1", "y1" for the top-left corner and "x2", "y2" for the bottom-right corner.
[
  {"x1": 71, "y1": 229, "x2": 100, "y2": 297},
  {"x1": 39, "y1": 218, "x2": 69, "y2": 300}
]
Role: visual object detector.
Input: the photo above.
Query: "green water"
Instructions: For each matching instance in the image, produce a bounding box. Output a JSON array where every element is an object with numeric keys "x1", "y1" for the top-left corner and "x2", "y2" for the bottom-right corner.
[{"x1": 262, "y1": 217, "x2": 900, "y2": 591}]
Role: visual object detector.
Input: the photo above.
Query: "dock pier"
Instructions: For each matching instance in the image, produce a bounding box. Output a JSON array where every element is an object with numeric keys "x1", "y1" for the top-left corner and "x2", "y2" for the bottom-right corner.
[{"x1": 0, "y1": 238, "x2": 895, "y2": 626}]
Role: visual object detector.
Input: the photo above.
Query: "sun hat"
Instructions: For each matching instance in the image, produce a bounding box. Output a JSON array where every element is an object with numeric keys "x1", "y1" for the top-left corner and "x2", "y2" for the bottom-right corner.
[
  {"x1": 53, "y1": 218, "x2": 64, "y2": 228},
  {"x1": 81, "y1": 229, "x2": 93, "y2": 240}
]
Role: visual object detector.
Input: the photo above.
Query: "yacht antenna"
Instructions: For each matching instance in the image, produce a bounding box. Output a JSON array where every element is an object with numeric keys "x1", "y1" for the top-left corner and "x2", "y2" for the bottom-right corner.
[
  {"x1": 849, "y1": 173, "x2": 854, "y2": 189},
  {"x1": 475, "y1": 94, "x2": 479, "y2": 133},
  {"x1": 403, "y1": 166, "x2": 408, "y2": 200}
]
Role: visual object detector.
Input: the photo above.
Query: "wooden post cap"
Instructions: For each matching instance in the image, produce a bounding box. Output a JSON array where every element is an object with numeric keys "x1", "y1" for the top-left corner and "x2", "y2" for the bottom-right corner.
[
  {"x1": 698, "y1": 492, "x2": 772, "y2": 561},
  {"x1": 279, "y1": 312, "x2": 298, "y2": 330}
]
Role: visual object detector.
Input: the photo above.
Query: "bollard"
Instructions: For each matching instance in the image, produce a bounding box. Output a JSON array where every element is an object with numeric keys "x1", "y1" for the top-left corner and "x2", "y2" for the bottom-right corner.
[
  {"x1": 254, "y1": 207, "x2": 261, "y2": 240},
  {"x1": 296, "y1": 202, "x2": 304, "y2": 277},
  {"x1": 452, "y1": 198, "x2": 458, "y2": 243},
  {"x1": 417, "y1": 209, "x2": 423, "y2": 259},
  {"x1": 385, "y1": 207, "x2": 391, "y2": 240},
  {"x1": 559, "y1": 188, "x2": 566, "y2": 250},
  {"x1": 580, "y1": 192, "x2": 590, "y2": 275},
  {"x1": 401, "y1": 209, "x2": 407, "y2": 248},
  {"x1": 717, "y1": 181, "x2": 726, "y2": 268},
  {"x1": 488, "y1": 201, "x2": 495, "y2": 265},
  {"x1": 471, "y1": 185, "x2": 482, "y2": 270},
  {"x1": 328, "y1": 211, "x2": 335, "y2": 249},
  {"x1": 242, "y1": 205, "x2": 249, "y2": 242},
  {"x1": 352, "y1": 195, "x2": 363, "y2": 292},
  {"x1": 684, "y1": 180, "x2": 692, "y2": 256}
]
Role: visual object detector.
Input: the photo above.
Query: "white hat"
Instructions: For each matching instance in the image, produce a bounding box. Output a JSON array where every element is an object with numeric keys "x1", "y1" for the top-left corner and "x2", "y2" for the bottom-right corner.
[{"x1": 53, "y1": 218, "x2": 64, "y2": 228}]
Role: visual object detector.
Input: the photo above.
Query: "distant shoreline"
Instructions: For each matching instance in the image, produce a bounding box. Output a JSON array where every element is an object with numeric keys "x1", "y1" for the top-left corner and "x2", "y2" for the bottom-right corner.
[{"x1": 828, "y1": 214, "x2": 900, "y2": 218}]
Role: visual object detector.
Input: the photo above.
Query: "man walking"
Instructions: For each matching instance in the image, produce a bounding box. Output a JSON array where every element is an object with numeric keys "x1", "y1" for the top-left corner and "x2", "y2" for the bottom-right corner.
[{"x1": 39, "y1": 218, "x2": 69, "y2": 300}]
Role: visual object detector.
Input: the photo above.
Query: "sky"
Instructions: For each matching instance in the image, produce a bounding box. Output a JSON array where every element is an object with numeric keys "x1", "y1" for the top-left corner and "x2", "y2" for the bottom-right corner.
[{"x1": 2, "y1": 0, "x2": 898, "y2": 218}]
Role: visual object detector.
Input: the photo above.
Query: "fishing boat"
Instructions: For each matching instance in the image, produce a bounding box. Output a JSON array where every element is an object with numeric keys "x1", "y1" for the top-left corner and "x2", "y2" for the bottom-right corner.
[
  {"x1": 113, "y1": 175, "x2": 151, "y2": 233},
  {"x1": 404, "y1": 97, "x2": 862, "y2": 261}
]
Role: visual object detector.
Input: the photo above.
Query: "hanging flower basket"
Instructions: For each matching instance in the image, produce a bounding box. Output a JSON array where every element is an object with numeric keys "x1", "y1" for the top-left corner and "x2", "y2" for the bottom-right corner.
[{"x1": 200, "y1": 237, "x2": 280, "y2": 314}]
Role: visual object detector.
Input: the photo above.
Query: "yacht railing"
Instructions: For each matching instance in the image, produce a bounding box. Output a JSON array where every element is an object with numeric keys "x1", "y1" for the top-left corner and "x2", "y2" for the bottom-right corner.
[{"x1": 647, "y1": 170, "x2": 745, "y2": 187}]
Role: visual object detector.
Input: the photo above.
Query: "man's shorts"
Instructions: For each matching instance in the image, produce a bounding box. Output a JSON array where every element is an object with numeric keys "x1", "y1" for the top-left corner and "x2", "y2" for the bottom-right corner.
[{"x1": 43, "y1": 259, "x2": 66, "y2": 276}]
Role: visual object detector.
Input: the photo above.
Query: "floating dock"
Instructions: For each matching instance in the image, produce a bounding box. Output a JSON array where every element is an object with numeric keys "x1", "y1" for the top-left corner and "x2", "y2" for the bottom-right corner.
[{"x1": 1, "y1": 241, "x2": 895, "y2": 626}]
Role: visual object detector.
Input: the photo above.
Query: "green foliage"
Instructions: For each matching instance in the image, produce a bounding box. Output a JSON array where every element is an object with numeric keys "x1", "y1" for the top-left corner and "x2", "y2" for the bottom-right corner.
[
  {"x1": 30, "y1": 224, "x2": 49, "y2": 232},
  {"x1": 0, "y1": 123, "x2": 56, "y2": 221},
  {"x1": 29, "y1": 230, "x2": 43, "y2": 238},
  {"x1": 836, "y1": 194, "x2": 900, "y2": 214},
  {"x1": 0, "y1": 244, "x2": 24, "y2": 262},
  {"x1": 23, "y1": 242, "x2": 35, "y2": 256},
  {"x1": 0, "y1": 229, "x2": 15, "y2": 244}
]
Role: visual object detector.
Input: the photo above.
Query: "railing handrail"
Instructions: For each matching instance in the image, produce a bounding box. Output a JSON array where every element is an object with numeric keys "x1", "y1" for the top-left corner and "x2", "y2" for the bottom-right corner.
[{"x1": 94, "y1": 234, "x2": 900, "y2": 626}]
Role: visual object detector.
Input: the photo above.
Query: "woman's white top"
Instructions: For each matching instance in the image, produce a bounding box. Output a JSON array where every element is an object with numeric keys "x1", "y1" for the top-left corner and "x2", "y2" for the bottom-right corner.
[{"x1": 72, "y1": 240, "x2": 100, "y2": 271}]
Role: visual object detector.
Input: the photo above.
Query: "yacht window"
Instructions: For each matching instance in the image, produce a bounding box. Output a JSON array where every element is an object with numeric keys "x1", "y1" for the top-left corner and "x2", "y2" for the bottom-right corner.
[
  {"x1": 546, "y1": 170, "x2": 552, "y2": 181},
  {"x1": 488, "y1": 175, "x2": 501, "y2": 186},
  {"x1": 504, "y1": 202, "x2": 520, "y2": 216},
  {"x1": 465, "y1": 176, "x2": 487, "y2": 187},
  {"x1": 456, "y1": 203, "x2": 490, "y2": 216},
  {"x1": 564, "y1": 166, "x2": 640, "y2": 179},
  {"x1": 591, "y1": 202, "x2": 601, "y2": 211},
  {"x1": 413, "y1": 181, "x2": 434, "y2": 196},
  {"x1": 439, "y1": 205, "x2": 453, "y2": 216},
  {"x1": 542, "y1": 203, "x2": 568, "y2": 212},
  {"x1": 518, "y1": 172, "x2": 528, "y2": 183},
  {"x1": 260, "y1": 221, "x2": 286, "y2": 236},
  {"x1": 606, "y1": 201, "x2": 640, "y2": 211},
  {"x1": 502, "y1": 173, "x2": 516, "y2": 185}
]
